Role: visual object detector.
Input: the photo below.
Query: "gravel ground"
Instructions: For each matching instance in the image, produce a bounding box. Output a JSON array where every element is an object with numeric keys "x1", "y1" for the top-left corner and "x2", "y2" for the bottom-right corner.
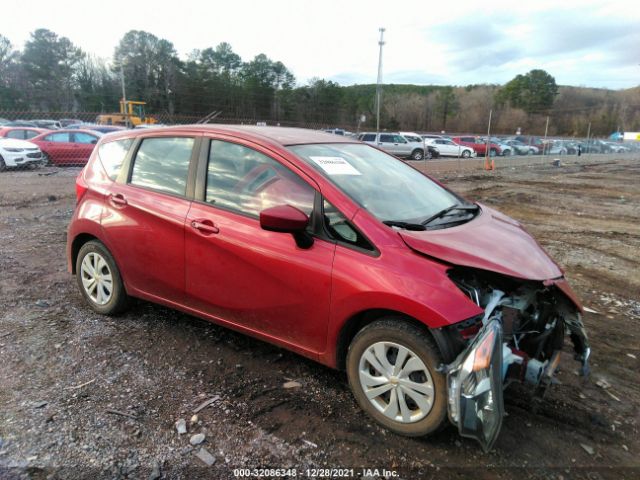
[{"x1": 1, "y1": 158, "x2": 639, "y2": 479}]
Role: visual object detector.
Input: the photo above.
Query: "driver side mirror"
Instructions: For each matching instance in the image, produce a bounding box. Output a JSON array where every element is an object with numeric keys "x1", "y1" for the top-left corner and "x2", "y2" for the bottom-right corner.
[{"x1": 260, "y1": 205, "x2": 313, "y2": 249}]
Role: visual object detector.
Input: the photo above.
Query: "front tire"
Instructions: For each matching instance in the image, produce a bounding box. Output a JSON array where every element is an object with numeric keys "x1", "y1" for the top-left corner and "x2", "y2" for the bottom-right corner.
[
  {"x1": 0, "y1": 155, "x2": 6, "y2": 172},
  {"x1": 346, "y1": 319, "x2": 447, "y2": 437},
  {"x1": 76, "y1": 240, "x2": 129, "y2": 315}
]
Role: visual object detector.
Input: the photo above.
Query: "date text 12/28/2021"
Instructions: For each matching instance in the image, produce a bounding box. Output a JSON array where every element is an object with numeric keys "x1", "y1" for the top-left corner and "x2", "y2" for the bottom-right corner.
[{"x1": 232, "y1": 468, "x2": 399, "y2": 478}]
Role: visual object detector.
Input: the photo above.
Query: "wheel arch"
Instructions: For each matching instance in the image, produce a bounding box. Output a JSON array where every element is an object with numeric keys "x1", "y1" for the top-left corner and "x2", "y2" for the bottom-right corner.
[
  {"x1": 334, "y1": 309, "x2": 457, "y2": 371},
  {"x1": 70, "y1": 233, "x2": 99, "y2": 274}
]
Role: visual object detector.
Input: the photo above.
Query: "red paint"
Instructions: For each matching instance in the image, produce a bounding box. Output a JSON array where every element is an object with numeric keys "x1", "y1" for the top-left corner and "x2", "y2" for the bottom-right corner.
[
  {"x1": 398, "y1": 204, "x2": 564, "y2": 281},
  {"x1": 67, "y1": 125, "x2": 581, "y2": 369}
]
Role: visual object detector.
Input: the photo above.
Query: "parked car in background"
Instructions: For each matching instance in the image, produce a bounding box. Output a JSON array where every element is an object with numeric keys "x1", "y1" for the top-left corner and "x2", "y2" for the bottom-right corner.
[
  {"x1": 60, "y1": 118, "x2": 84, "y2": 127},
  {"x1": 66, "y1": 123, "x2": 127, "y2": 134},
  {"x1": 322, "y1": 128, "x2": 345, "y2": 136},
  {"x1": 481, "y1": 137, "x2": 513, "y2": 156},
  {"x1": 399, "y1": 132, "x2": 439, "y2": 159},
  {"x1": 358, "y1": 132, "x2": 427, "y2": 160},
  {"x1": 425, "y1": 138, "x2": 475, "y2": 158},
  {"x1": 606, "y1": 142, "x2": 630, "y2": 153},
  {"x1": 543, "y1": 140, "x2": 568, "y2": 155},
  {"x1": 503, "y1": 139, "x2": 537, "y2": 155},
  {"x1": 588, "y1": 139, "x2": 613, "y2": 154},
  {"x1": 0, "y1": 127, "x2": 50, "y2": 140},
  {"x1": 512, "y1": 136, "x2": 543, "y2": 154},
  {"x1": 30, "y1": 129, "x2": 102, "y2": 166},
  {"x1": 451, "y1": 136, "x2": 502, "y2": 157},
  {"x1": 5, "y1": 120, "x2": 39, "y2": 128},
  {"x1": 31, "y1": 119, "x2": 62, "y2": 130},
  {"x1": 0, "y1": 138, "x2": 44, "y2": 170},
  {"x1": 66, "y1": 125, "x2": 590, "y2": 452},
  {"x1": 0, "y1": 118, "x2": 10, "y2": 126}
]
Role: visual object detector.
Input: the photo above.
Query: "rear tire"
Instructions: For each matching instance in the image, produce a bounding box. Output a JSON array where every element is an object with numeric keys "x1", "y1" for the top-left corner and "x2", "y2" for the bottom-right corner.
[
  {"x1": 411, "y1": 149, "x2": 424, "y2": 161},
  {"x1": 75, "y1": 240, "x2": 129, "y2": 315},
  {"x1": 461, "y1": 150, "x2": 471, "y2": 158},
  {"x1": 346, "y1": 319, "x2": 448, "y2": 437}
]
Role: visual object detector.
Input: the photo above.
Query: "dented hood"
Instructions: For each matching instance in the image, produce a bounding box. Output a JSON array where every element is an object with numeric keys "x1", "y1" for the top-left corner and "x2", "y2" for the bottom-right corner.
[{"x1": 399, "y1": 204, "x2": 563, "y2": 281}]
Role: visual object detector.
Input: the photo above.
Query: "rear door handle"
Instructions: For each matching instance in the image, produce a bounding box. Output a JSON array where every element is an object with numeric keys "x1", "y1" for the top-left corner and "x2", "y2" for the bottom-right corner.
[
  {"x1": 108, "y1": 193, "x2": 127, "y2": 206},
  {"x1": 191, "y1": 219, "x2": 219, "y2": 235}
]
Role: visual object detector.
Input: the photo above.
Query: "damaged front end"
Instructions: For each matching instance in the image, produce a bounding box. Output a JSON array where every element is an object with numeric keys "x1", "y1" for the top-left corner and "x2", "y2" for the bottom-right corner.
[{"x1": 443, "y1": 267, "x2": 590, "y2": 452}]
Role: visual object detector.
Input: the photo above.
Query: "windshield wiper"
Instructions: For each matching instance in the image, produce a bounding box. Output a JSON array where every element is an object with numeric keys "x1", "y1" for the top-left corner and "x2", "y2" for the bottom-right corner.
[
  {"x1": 421, "y1": 203, "x2": 479, "y2": 226},
  {"x1": 383, "y1": 220, "x2": 426, "y2": 231}
]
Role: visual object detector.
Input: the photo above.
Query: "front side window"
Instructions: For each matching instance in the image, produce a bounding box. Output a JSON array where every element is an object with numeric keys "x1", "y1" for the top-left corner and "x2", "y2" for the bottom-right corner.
[
  {"x1": 45, "y1": 132, "x2": 70, "y2": 143},
  {"x1": 206, "y1": 140, "x2": 315, "y2": 218},
  {"x1": 361, "y1": 134, "x2": 376, "y2": 142},
  {"x1": 73, "y1": 132, "x2": 99, "y2": 144},
  {"x1": 130, "y1": 137, "x2": 194, "y2": 196},
  {"x1": 289, "y1": 143, "x2": 460, "y2": 224}
]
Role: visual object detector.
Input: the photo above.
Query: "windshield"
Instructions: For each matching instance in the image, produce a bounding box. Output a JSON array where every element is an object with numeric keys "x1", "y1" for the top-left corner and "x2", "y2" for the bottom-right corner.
[{"x1": 288, "y1": 143, "x2": 461, "y2": 223}]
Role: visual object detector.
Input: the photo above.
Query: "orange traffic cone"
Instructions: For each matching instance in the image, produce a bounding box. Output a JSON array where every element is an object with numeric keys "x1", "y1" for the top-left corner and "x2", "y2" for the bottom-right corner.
[
  {"x1": 491, "y1": 159, "x2": 495, "y2": 170},
  {"x1": 484, "y1": 157, "x2": 491, "y2": 170}
]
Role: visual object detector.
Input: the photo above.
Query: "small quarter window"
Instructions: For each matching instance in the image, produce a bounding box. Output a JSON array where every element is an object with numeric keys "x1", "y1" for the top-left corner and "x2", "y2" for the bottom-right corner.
[{"x1": 98, "y1": 138, "x2": 133, "y2": 181}]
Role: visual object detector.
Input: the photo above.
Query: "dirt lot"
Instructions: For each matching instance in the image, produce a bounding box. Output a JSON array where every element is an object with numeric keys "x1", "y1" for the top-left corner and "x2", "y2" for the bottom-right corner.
[{"x1": 1, "y1": 158, "x2": 639, "y2": 479}]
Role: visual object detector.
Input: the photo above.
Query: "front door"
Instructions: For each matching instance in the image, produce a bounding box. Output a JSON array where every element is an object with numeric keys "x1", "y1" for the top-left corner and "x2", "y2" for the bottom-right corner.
[{"x1": 184, "y1": 138, "x2": 335, "y2": 355}]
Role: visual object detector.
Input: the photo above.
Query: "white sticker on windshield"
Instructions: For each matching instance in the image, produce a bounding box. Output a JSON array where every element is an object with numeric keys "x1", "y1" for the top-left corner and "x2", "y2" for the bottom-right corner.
[{"x1": 309, "y1": 156, "x2": 362, "y2": 175}]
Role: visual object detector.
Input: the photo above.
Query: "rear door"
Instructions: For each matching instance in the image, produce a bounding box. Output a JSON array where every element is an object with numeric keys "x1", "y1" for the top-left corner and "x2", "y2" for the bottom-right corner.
[
  {"x1": 184, "y1": 137, "x2": 335, "y2": 355},
  {"x1": 101, "y1": 135, "x2": 199, "y2": 304},
  {"x1": 71, "y1": 132, "x2": 100, "y2": 164},
  {"x1": 41, "y1": 132, "x2": 74, "y2": 164},
  {"x1": 378, "y1": 134, "x2": 402, "y2": 155}
]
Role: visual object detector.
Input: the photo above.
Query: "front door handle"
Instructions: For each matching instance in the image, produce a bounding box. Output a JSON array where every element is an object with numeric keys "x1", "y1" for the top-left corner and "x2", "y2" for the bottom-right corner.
[
  {"x1": 191, "y1": 219, "x2": 219, "y2": 235},
  {"x1": 108, "y1": 193, "x2": 127, "y2": 206}
]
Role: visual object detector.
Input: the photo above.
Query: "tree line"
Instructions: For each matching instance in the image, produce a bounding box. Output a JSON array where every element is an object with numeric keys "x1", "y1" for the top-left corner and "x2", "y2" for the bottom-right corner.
[{"x1": 1, "y1": 29, "x2": 639, "y2": 136}]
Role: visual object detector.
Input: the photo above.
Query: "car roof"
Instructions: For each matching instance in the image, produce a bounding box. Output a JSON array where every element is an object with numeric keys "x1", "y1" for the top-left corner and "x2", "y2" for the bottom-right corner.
[
  {"x1": 0, "y1": 126, "x2": 48, "y2": 131},
  {"x1": 102, "y1": 125, "x2": 359, "y2": 146}
]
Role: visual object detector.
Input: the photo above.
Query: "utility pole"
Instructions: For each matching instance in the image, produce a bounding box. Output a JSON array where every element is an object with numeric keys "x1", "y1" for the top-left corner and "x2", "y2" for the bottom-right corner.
[
  {"x1": 543, "y1": 115, "x2": 550, "y2": 155},
  {"x1": 586, "y1": 121, "x2": 591, "y2": 154},
  {"x1": 375, "y1": 28, "x2": 385, "y2": 135},
  {"x1": 120, "y1": 64, "x2": 129, "y2": 128}
]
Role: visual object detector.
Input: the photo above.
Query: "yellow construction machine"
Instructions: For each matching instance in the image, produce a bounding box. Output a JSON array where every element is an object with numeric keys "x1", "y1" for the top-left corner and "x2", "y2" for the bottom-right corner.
[{"x1": 96, "y1": 100, "x2": 158, "y2": 127}]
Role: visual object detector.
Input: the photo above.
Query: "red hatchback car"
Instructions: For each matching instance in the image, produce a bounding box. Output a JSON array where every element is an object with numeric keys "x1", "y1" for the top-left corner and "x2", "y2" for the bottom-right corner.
[
  {"x1": 30, "y1": 129, "x2": 102, "y2": 166},
  {"x1": 0, "y1": 126, "x2": 49, "y2": 140},
  {"x1": 66, "y1": 126, "x2": 590, "y2": 450}
]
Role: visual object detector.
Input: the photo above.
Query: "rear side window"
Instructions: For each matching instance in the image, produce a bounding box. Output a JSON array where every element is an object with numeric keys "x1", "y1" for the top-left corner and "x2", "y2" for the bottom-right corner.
[
  {"x1": 130, "y1": 137, "x2": 194, "y2": 196},
  {"x1": 379, "y1": 134, "x2": 394, "y2": 143},
  {"x1": 45, "y1": 132, "x2": 70, "y2": 142},
  {"x1": 98, "y1": 138, "x2": 133, "y2": 181},
  {"x1": 6, "y1": 130, "x2": 25, "y2": 139}
]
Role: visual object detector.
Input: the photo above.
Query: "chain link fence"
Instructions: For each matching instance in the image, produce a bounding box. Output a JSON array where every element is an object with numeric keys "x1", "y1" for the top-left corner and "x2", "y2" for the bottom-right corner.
[{"x1": 1, "y1": 110, "x2": 638, "y2": 172}]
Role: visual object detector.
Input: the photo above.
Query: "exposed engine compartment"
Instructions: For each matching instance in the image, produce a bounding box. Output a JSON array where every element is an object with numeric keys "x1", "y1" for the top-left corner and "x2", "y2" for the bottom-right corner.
[
  {"x1": 447, "y1": 266, "x2": 591, "y2": 382},
  {"x1": 443, "y1": 267, "x2": 591, "y2": 451}
]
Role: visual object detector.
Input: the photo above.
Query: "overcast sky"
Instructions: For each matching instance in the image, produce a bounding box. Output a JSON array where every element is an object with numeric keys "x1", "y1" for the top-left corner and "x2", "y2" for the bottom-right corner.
[{"x1": 2, "y1": 0, "x2": 639, "y2": 89}]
